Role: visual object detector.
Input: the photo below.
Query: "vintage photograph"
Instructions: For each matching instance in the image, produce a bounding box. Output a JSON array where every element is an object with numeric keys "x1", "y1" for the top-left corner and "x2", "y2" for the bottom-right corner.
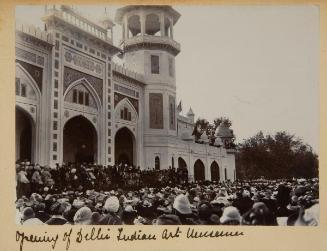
[{"x1": 15, "y1": 5, "x2": 319, "y2": 226}]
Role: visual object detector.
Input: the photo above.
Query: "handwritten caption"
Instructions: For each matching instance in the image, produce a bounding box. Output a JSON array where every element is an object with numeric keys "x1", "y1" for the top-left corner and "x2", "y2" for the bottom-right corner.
[{"x1": 16, "y1": 227, "x2": 244, "y2": 251}]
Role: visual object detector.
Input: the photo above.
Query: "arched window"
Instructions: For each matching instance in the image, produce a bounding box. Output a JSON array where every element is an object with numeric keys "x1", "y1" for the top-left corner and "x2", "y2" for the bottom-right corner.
[
  {"x1": 127, "y1": 15, "x2": 141, "y2": 37},
  {"x1": 172, "y1": 157, "x2": 174, "y2": 168},
  {"x1": 224, "y1": 168, "x2": 227, "y2": 180},
  {"x1": 155, "y1": 156, "x2": 160, "y2": 170},
  {"x1": 145, "y1": 14, "x2": 160, "y2": 36}
]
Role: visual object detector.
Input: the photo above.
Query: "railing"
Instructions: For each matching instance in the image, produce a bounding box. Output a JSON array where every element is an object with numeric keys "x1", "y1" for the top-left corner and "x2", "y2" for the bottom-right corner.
[
  {"x1": 46, "y1": 8, "x2": 112, "y2": 43},
  {"x1": 15, "y1": 22, "x2": 53, "y2": 44},
  {"x1": 121, "y1": 35, "x2": 181, "y2": 52}
]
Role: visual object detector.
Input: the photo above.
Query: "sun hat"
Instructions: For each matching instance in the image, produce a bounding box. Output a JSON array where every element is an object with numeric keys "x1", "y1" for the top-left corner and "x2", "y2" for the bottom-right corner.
[
  {"x1": 73, "y1": 206, "x2": 92, "y2": 225},
  {"x1": 104, "y1": 196, "x2": 120, "y2": 213},
  {"x1": 220, "y1": 206, "x2": 241, "y2": 224},
  {"x1": 173, "y1": 194, "x2": 192, "y2": 215}
]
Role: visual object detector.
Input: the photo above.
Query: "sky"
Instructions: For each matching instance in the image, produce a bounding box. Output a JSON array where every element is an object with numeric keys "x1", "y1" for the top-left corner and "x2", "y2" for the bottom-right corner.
[{"x1": 16, "y1": 5, "x2": 319, "y2": 152}]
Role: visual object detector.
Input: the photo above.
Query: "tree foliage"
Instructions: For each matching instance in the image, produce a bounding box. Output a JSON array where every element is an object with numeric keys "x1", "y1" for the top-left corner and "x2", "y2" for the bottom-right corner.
[
  {"x1": 236, "y1": 131, "x2": 318, "y2": 179},
  {"x1": 192, "y1": 117, "x2": 235, "y2": 147}
]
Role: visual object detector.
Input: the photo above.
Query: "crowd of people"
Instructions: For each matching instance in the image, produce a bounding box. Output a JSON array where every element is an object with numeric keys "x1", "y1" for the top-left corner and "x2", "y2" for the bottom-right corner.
[{"x1": 16, "y1": 161, "x2": 319, "y2": 226}]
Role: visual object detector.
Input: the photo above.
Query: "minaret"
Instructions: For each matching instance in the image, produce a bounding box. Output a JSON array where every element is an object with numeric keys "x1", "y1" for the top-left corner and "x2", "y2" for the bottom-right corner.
[{"x1": 115, "y1": 5, "x2": 181, "y2": 136}]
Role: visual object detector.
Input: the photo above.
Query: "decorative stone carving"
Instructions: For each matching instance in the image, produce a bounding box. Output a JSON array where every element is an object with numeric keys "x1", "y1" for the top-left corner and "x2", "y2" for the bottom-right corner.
[
  {"x1": 64, "y1": 110, "x2": 69, "y2": 118},
  {"x1": 169, "y1": 95, "x2": 176, "y2": 130},
  {"x1": 149, "y1": 93, "x2": 163, "y2": 129},
  {"x1": 64, "y1": 50, "x2": 103, "y2": 75},
  {"x1": 114, "y1": 92, "x2": 139, "y2": 114},
  {"x1": 30, "y1": 107, "x2": 35, "y2": 113},
  {"x1": 36, "y1": 56, "x2": 45, "y2": 66},
  {"x1": 16, "y1": 59, "x2": 43, "y2": 92},
  {"x1": 114, "y1": 84, "x2": 139, "y2": 98},
  {"x1": 63, "y1": 66, "x2": 103, "y2": 101},
  {"x1": 92, "y1": 117, "x2": 97, "y2": 124},
  {"x1": 16, "y1": 47, "x2": 37, "y2": 63}
]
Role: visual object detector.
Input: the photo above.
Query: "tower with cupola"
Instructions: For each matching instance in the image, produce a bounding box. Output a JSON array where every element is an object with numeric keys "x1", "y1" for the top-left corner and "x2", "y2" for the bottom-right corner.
[{"x1": 115, "y1": 5, "x2": 181, "y2": 169}]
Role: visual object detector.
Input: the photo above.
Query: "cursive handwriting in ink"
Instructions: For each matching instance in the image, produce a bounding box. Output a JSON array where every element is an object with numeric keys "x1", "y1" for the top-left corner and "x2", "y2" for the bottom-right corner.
[
  {"x1": 117, "y1": 228, "x2": 157, "y2": 241},
  {"x1": 186, "y1": 228, "x2": 244, "y2": 239},
  {"x1": 162, "y1": 227, "x2": 182, "y2": 240},
  {"x1": 16, "y1": 231, "x2": 59, "y2": 251},
  {"x1": 62, "y1": 228, "x2": 73, "y2": 250},
  {"x1": 76, "y1": 227, "x2": 111, "y2": 243}
]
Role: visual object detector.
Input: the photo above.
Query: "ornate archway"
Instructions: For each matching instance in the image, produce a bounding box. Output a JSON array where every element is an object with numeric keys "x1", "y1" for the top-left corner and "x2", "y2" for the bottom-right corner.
[
  {"x1": 114, "y1": 127, "x2": 136, "y2": 166},
  {"x1": 194, "y1": 159, "x2": 205, "y2": 181},
  {"x1": 16, "y1": 106, "x2": 35, "y2": 162},
  {"x1": 63, "y1": 115, "x2": 98, "y2": 164},
  {"x1": 210, "y1": 161, "x2": 220, "y2": 182}
]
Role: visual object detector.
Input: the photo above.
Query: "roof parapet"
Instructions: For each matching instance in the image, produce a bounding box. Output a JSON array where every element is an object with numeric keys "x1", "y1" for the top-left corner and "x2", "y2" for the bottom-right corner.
[
  {"x1": 112, "y1": 62, "x2": 146, "y2": 84},
  {"x1": 15, "y1": 22, "x2": 53, "y2": 45}
]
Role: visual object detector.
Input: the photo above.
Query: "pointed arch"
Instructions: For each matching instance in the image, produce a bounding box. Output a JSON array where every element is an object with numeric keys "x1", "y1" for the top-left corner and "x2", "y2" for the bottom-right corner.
[
  {"x1": 15, "y1": 63, "x2": 41, "y2": 101},
  {"x1": 64, "y1": 78, "x2": 102, "y2": 111},
  {"x1": 210, "y1": 161, "x2": 220, "y2": 182},
  {"x1": 114, "y1": 126, "x2": 136, "y2": 166},
  {"x1": 63, "y1": 115, "x2": 98, "y2": 163},
  {"x1": 115, "y1": 98, "x2": 138, "y2": 122},
  {"x1": 194, "y1": 159, "x2": 205, "y2": 181}
]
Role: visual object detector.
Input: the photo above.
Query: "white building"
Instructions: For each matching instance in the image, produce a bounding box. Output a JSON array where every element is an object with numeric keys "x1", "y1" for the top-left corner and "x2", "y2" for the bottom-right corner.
[{"x1": 15, "y1": 5, "x2": 236, "y2": 182}]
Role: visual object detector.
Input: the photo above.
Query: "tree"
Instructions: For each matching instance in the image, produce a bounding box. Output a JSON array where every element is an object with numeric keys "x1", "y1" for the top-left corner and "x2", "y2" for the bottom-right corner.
[
  {"x1": 236, "y1": 131, "x2": 318, "y2": 179},
  {"x1": 192, "y1": 118, "x2": 209, "y2": 142}
]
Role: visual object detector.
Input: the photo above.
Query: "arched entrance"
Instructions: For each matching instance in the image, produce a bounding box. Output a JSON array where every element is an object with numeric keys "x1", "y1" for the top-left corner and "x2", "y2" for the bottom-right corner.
[
  {"x1": 210, "y1": 161, "x2": 220, "y2": 182},
  {"x1": 177, "y1": 157, "x2": 188, "y2": 184},
  {"x1": 194, "y1": 159, "x2": 205, "y2": 181},
  {"x1": 115, "y1": 127, "x2": 135, "y2": 166},
  {"x1": 16, "y1": 107, "x2": 34, "y2": 162},
  {"x1": 63, "y1": 115, "x2": 97, "y2": 164},
  {"x1": 178, "y1": 157, "x2": 187, "y2": 170}
]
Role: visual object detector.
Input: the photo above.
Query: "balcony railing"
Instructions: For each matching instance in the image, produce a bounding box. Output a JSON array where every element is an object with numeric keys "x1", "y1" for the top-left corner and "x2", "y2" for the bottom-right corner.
[{"x1": 121, "y1": 35, "x2": 181, "y2": 52}]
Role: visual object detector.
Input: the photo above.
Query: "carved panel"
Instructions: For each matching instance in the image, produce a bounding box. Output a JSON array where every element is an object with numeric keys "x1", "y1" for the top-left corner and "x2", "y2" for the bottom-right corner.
[
  {"x1": 64, "y1": 50, "x2": 103, "y2": 75},
  {"x1": 63, "y1": 66, "x2": 103, "y2": 102},
  {"x1": 16, "y1": 47, "x2": 36, "y2": 63},
  {"x1": 114, "y1": 92, "x2": 138, "y2": 114},
  {"x1": 114, "y1": 83, "x2": 139, "y2": 98},
  {"x1": 169, "y1": 95, "x2": 176, "y2": 130},
  {"x1": 149, "y1": 93, "x2": 163, "y2": 129},
  {"x1": 16, "y1": 59, "x2": 43, "y2": 92}
]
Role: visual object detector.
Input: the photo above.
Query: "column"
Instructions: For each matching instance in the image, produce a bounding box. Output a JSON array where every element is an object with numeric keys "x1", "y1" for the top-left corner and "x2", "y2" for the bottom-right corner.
[
  {"x1": 124, "y1": 16, "x2": 128, "y2": 39},
  {"x1": 160, "y1": 13, "x2": 165, "y2": 36},
  {"x1": 141, "y1": 12, "x2": 145, "y2": 35},
  {"x1": 169, "y1": 19, "x2": 174, "y2": 39}
]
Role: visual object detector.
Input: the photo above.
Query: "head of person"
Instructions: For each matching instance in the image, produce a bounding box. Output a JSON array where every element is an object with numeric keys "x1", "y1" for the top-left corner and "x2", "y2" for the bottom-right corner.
[
  {"x1": 172, "y1": 194, "x2": 192, "y2": 216},
  {"x1": 104, "y1": 196, "x2": 120, "y2": 214},
  {"x1": 21, "y1": 207, "x2": 35, "y2": 222},
  {"x1": 220, "y1": 206, "x2": 241, "y2": 225},
  {"x1": 244, "y1": 202, "x2": 276, "y2": 226},
  {"x1": 122, "y1": 205, "x2": 137, "y2": 225},
  {"x1": 73, "y1": 206, "x2": 92, "y2": 225},
  {"x1": 198, "y1": 202, "x2": 213, "y2": 220},
  {"x1": 154, "y1": 214, "x2": 182, "y2": 225}
]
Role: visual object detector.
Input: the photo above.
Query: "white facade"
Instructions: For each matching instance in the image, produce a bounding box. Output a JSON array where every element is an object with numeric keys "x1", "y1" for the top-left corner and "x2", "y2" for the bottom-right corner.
[{"x1": 15, "y1": 5, "x2": 236, "y2": 182}]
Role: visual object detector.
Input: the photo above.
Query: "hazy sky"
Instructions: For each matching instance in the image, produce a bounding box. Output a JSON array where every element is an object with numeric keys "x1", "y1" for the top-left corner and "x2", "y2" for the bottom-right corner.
[{"x1": 16, "y1": 5, "x2": 319, "y2": 152}]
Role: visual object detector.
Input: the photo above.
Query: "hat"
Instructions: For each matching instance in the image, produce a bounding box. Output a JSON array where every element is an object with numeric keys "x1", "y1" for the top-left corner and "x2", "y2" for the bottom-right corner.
[
  {"x1": 173, "y1": 194, "x2": 192, "y2": 215},
  {"x1": 124, "y1": 205, "x2": 136, "y2": 213},
  {"x1": 73, "y1": 206, "x2": 92, "y2": 225},
  {"x1": 16, "y1": 199, "x2": 25, "y2": 208},
  {"x1": 211, "y1": 196, "x2": 230, "y2": 206},
  {"x1": 303, "y1": 203, "x2": 319, "y2": 226},
  {"x1": 220, "y1": 206, "x2": 241, "y2": 224},
  {"x1": 91, "y1": 212, "x2": 101, "y2": 224},
  {"x1": 72, "y1": 199, "x2": 85, "y2": 209},
  {"x1": 21, "y1": 207, "x2": 35, "y2": 221},
  {"x1": 104, "y1": 196, "x2": 120, "y2": 213},
  {"x1": 155, "y1": 214, "x2": 182, "y2": 225}
]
